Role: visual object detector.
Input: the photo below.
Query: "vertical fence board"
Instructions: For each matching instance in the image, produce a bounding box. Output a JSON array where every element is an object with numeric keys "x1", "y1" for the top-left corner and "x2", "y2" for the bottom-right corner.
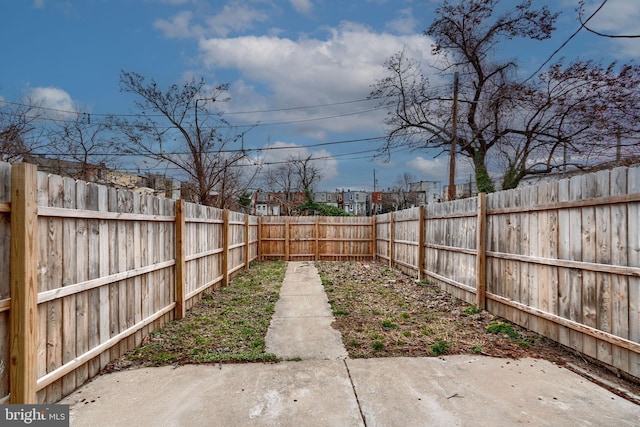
[
  {"x1": 610, "y1": 167, "x2": 629, "y2": 373},
  {"x1": 61, "y1": 177, "x2": 77, "y2": 396},
  {"x1": 568, "y1": 175, "x2": 584, "y2": 352},
  {"x1": 557, "y1": 178, "x2": 572, "y2": 348},
  {"x1": 595, "y1": 170, "x2": 613, "y2": 365},
  {"x1": 581, "y1": 173, "x2": 598, "y2": 359},
  {"x1": 476, "y1": 193, "x2": 487, "y2": 309}
]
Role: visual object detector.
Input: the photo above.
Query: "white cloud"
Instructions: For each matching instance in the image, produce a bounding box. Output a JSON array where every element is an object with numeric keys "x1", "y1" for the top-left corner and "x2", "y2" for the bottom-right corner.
[
  {"x1": 205, "y1": 2, "x2": 270, "y2": 37},
  {"x1": 385, "y1": 8, "x2": 418, "y2": 34},
  {"x1": 26, "y1": 87, "x2": 78, "y2": 119},
  {"x1": 289, "y1": 0, "x2": 313, "y2": 14},
  {"x1": 580, "y1": 0, "x2": 640, "y2": 58},
  {"x1": 407, "y1": 156, "x2": 474, "y2": 183},
  {"x1": 33, "y1": 0, "x2": 44, "y2": 9},
  {"x1": 154, "y1": 1, "x2": 271, "y2": 39},
  {"x1": 154, "y1": 11, "x2": 201, "y2": 38},
  {"x1": 198, "y1": 23, "x2": 438, "y2": 134}
]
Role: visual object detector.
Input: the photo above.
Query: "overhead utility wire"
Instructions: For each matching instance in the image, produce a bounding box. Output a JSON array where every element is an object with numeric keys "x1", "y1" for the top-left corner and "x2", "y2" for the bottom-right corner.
[
  {"x1": 521, "y1": 0, "x2": 609, "y2": 84},
  {"x1": 0, "y1": 96, "x2": 387, "y2": 120},
  {"x1": 25, "y1": 136, "x2": 387, "y2": 158}
]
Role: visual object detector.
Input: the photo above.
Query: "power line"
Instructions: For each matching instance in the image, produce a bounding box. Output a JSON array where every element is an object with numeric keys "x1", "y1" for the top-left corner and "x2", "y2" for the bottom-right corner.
[
  {"x1": 578, "y1": 0, "x2": 640, "y2": 39},
  {"x1": 0, "y1": 95, "x2": 387, "y2": 120},
  {"x1": 521, "y1": 0, "x2": 609, "y2": 84},
  {"x1": 22, "y1": 136, "x2": 386, "y2": 159}
]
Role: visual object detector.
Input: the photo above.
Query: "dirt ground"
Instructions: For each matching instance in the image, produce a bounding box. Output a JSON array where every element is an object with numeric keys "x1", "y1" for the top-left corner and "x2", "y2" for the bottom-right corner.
[{"x1": 315, "y1": 261, "x2": 640, "y2": 404}]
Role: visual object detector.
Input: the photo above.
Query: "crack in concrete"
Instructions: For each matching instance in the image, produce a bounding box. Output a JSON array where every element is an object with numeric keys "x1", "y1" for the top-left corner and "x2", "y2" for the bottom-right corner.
[{"x1": 343, "y1": 359, "x2": 367, "y2": 427}]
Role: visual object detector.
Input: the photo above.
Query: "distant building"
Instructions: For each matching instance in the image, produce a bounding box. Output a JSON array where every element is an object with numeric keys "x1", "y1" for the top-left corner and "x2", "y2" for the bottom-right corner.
[
  {"x1": 370, "y1": 191, "x2": 384, "y2": 215},
  {"x1": 443, "y1": 181, "x2": 478, "y2": 200},
  {"x1": 343, "y1": 190, "x2": 369, "y2": 216},
  {"x1": 23, "y1": 155, "x2": 181, "y2": 199},
  {"x1": 409, "y1": 180, "x2": 443, "y2": 204}
]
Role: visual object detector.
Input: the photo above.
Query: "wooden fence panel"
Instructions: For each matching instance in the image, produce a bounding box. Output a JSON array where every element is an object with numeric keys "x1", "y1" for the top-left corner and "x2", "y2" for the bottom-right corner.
[
  {"x1": 375, "y1": 213, "x2": 391, "y2": 263},
  {"x1": 259, "y1": 217, "x2": 287, "y2": 259},
  {"x1": 318, "y1": 216, "x2": 372, "y2": 260},
  {"x1": 228, "y1": 210, "x2": 248, "y2": 274},
  {"x1": 423, "y1": 198, "x2": 477, "y2": 303},
  {"x1": 248, "y1": 216, "x2": 259, "y2": 262},
  {"x1": 183, "y1": 203, "x2": 223, "y2": 308},
  {"x1": 288, "y1": 217, "x2": 316, "y2": 260},
  {"x1": 392, "y1": 207, "x2": 420, "y2": 276}
]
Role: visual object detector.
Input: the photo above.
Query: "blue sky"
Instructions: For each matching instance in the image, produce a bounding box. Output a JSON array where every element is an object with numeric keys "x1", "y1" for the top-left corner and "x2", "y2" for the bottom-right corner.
[{"x1": 2, "y1": 0, "x2": 639, "y2": 192}]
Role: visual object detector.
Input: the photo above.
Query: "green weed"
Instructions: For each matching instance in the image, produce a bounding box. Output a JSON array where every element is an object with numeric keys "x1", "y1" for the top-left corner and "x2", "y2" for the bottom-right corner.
[{"x1": 430, "y1": 339, "x2": 449, "y2": 356}]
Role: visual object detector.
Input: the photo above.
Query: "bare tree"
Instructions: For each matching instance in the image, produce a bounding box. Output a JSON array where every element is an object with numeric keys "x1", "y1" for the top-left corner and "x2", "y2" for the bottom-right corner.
[
  {"x1": 262, "y1": 161, "x2": 300, "y2": 215},
  {"x1": 45, "y1": 112, "x2": 121, "y2": 181},
  {"x1": 291, "y1": 154, "x2": 323, "y2": 192},
  {"x1": 0, "y1": 100, "x2": 44, "y2": 163},
  {"x1": 390, "y1": 172, "x2": 420, "y2": 210},
  {"x1": 496, "y1": 60, "x2": 640, "y2": 188},
  {"x1": 373, "y1": 0, "x2": 640, "y2": 190},
  {"x1": 372, "y1": 0, "x2": 558, "y2": 192},
  {"x1": 261, "y1": 154, "x2": 324, "y2": 215},
  {"x1": 116, "y1": 71, "x2": 251, "y2": 207}
]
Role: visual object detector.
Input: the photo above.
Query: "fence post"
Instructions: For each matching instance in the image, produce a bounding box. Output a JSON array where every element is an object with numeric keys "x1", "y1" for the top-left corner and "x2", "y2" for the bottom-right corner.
[
  {"x1": 285, "y1": 217, "x2": 290, "y2": 261},
  {"x1": 418, "y1": 207, "x2": 425, "y2": 280},
  {"x1": 244, "y1": 214, "x2": 250, "y2": 269},
  {"x1": 222, "y1": 209, "x2": 230, "y2": 286},
  {"x1": 9, "y1": 163, "x2": 38, "y2": 404},
  {"x1": 371, "y1": 215, "x2": 377, "y2": 261},
  {"x1": 389, "y1": 211, "x2": 395, "y2": 268},
  {"x1": 258, "y1": 217, "x2": 263, "y2": 261},
  {"x1": 174, "y1": 199, "x2": 186, "y2": 319},
  {"x1": 476, "y1": 193, "x2": 487, "y2": 310},
  {"x1": 314, "y1": 216, "x2": 320, "y2": 261}
]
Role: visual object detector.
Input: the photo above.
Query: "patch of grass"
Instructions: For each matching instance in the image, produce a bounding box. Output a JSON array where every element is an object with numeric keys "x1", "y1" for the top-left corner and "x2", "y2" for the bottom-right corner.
[
  {"x1": 371, "y1": 340, "x2": 385, "y2": 351},
  {"x1": 401, "y1": 312, "x2": 410, "y2": 320},
  {"x1": 116, "y1": 261, "x2": 286, "y2": 367},
  {"x1": 333, "y1": 308, "x2": 349, "y2": 316},
  {"x1": 402, "y1": 331, "x2": 413, "y2": 338},
  {"x1": 486, "y1": 321, "x2": 519, "y2": 339},
  {"x1": 381, "y1": 319, "x2": 398, "y2": 329},
  {"x1": 463, "y1": 304, "x2": 482, "y2": 315},
  {"x1": 470, "y1": 345, "x2": 483, "y2": 354},
  {"x1": 430, "y1": 339, "x2": 449, "y2": 356},
  {"x1": 516, "y1": 337, "x2": 537, "y2": 348}
]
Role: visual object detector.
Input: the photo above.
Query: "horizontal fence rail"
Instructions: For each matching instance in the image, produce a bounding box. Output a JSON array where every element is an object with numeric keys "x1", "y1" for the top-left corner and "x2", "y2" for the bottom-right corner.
[{"x1": 2, "y1": 161, "x2": 640, "y2": 404}]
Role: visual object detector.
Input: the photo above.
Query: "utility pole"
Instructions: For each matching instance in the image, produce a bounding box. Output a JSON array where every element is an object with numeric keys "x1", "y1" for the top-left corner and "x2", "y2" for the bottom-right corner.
[{"x1": 448, "y1": 72, "x2": 459, "y2": 201}]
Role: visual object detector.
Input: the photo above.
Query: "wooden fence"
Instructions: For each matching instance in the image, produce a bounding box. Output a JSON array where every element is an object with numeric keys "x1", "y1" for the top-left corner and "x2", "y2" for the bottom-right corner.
[
  {"x1": 258, "y1": 216, "x2": 374, "y2": 260},
  {"x1": 372, "y1": 167, "x2": 640, "y2": 381},
  {"x1": 0, "y1": 162, "x2": 259, "y2": 404},
  {"x1": 3, "y1": 161, "x2": 640, "y2": 403}
]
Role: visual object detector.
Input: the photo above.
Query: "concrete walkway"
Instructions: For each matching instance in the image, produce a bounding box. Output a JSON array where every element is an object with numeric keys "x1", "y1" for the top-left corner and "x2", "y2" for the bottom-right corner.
[
  {"x1": 59, "y1": 261, "x2": 640, "y2": 426},
  {"x1": 265, "y1": 261, "x2": 347, "y2": 360}
]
